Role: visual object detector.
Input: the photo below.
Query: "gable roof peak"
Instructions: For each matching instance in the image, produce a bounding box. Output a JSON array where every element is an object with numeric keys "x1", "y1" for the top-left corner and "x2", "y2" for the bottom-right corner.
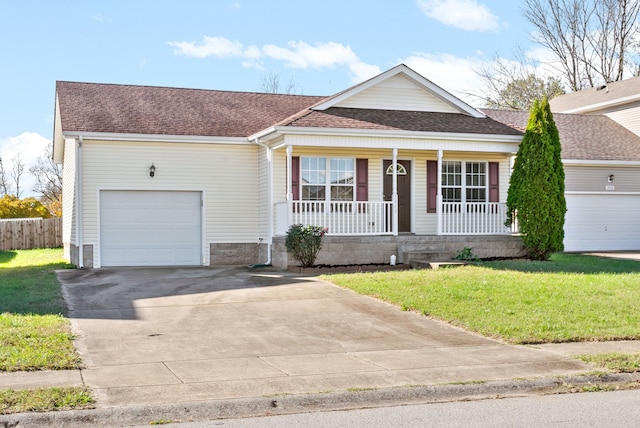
[{"x1": 311, "y1": 64, "x2": 485, "y2": 118}]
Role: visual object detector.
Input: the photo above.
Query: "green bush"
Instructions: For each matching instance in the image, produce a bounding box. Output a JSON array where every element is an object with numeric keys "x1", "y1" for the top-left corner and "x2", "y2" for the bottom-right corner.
[{"x1": 285, "y1": 224, "x2": 328, "y2": 267}]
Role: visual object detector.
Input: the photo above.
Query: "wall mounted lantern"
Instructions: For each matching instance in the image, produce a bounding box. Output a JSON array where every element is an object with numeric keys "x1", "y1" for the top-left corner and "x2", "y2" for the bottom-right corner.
[
  {"x1": 149, "y1": 163, "x2": 156, "y2": 178},
  {"x1": 608, "y1": 174, "x2": 615, "y2": 183}
]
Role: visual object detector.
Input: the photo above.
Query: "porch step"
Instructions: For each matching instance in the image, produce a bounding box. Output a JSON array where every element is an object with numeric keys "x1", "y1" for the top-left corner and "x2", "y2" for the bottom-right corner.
[
  {"x1": 402, "y1": 248, "x2": 467, "y2": 269},
  {"x1": 402, "y1": 250, "x2": 452, "y2": 264},
  {"x1": 410, "y1": 260, "x2": 468, "y2": 269}
]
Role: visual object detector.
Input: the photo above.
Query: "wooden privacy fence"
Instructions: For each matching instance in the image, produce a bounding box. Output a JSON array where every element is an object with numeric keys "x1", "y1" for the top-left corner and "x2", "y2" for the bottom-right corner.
[{"x1": 0, "y1": 217, "x2": 63, "y2": 251}]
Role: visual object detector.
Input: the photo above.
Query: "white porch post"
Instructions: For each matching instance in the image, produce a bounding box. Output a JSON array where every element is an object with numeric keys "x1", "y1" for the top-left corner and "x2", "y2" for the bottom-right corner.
[
  {"x1": 392, "y1": 148, "x2": 398, "y2": 236},
  {"x1": 436, "y1": 149, "x2": 443, "y2": 235},
  {"x1": 286, "y1": 145, "x2": 293, "y2": 228}
]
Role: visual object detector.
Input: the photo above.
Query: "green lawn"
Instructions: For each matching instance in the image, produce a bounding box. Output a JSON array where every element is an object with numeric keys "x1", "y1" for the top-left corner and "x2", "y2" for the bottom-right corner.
[
  {"x1": 0, "y1": 387, "x2": 94, "y2": 415},
  {"x1": 323, "y1": 253, "x2": 640, "y2": 344},
  {"x1": 0, "y1": 248, "x2": 81, "y2": 371}
]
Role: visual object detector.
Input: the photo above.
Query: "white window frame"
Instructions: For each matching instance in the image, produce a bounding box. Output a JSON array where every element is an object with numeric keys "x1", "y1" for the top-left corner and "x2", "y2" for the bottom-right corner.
[
  {"x1": 301, "y1": 156, "x2": 355, "y2": 202},
  {"x1": 442, "y1": 161, "x2": 488, "y2": 203}
]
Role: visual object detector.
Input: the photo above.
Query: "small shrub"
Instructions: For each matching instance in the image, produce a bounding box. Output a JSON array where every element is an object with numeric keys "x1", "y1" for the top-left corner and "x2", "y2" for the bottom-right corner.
[
  {"x1": 455, "y1": 247, "x2": 479, "y2": 261},
  {"x1": 285, "y1": 224, "x2": 328, "y2": 268}
]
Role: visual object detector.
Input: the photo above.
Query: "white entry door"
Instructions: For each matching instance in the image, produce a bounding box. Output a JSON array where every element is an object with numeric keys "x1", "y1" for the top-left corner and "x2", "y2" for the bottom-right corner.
[
  {"x1": 100, "y1": 190, "x2": 202, "y2": 266},
  {"x1": 564, "y1": 194, "x2": 640, "y2": 251}
]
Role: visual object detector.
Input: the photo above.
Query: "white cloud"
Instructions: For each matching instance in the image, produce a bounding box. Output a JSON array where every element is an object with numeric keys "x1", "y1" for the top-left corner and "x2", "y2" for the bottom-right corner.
[
  {"x1": 417, "y1": 0, "x2": 499, "y2": 32},
  {"x1": 401, "y1": 52, "x2": 489, "y2": 106},
  {"x1": 168, "y1": 36, "x2": 381, "y2": 84},
  {"x1": 168, "y1": 36, "x2": 260, "y2": 59},
  {"x1": 0, "y1": 132, "x2": 50, "y2": 198}
]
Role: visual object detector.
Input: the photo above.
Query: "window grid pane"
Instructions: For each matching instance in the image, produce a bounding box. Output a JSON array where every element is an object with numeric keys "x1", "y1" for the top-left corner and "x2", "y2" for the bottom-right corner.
[{"x1": 442, "y1": 161, "x2": 462, "y2": 202}]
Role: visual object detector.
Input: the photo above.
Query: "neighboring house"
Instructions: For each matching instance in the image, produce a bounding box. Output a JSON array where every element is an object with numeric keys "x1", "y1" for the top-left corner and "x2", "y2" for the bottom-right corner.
[
  {"x1": 53, "y1": 64, "x2": 527, "y2": 268},
  {"x1": 550, "y1": 77, "x2": 640, "y2": 136},
  {"x1": 549, "y1": 77, "x2": 640, "y2": 252},
  {"x1": 484, "y1": 108, "x2": 640, "y2": 252}
]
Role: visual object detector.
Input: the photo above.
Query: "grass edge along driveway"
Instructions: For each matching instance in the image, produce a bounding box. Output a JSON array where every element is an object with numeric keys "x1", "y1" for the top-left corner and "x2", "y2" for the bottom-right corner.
[
  {"x1": 0, "y1": 248, "x2": 92, "y2": 414},
  {"x1": 323, "y1": 253, "x2": 640, "y2": 345}
]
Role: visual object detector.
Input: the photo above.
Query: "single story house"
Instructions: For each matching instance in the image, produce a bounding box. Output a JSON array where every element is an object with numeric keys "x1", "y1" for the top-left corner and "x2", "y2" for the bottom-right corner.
[{"x1": 52, "y1": 64, "x2": 640, "y2": 269}]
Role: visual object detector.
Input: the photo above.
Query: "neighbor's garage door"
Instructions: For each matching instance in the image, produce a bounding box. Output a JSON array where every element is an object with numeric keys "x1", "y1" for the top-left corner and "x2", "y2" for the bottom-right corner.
[
  {"x1": 100, "y1": 191, "x2": 201, "y2": 266},
  {"x1": 564, "y1": 194, "x2": 640, "y2": 251}
]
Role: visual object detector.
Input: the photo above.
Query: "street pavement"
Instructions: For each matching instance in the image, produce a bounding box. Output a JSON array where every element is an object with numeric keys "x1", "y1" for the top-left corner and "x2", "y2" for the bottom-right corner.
[{"x1": 1, "y1": 260, "x2": 640, "y2": 427}]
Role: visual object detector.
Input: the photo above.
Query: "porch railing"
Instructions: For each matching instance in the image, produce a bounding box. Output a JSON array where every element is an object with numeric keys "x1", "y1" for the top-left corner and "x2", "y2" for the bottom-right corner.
[
  {"x1": 277, "y1": 201, "x2": 394, "y2": 235},
  {"x1": 441, "y1": 202, "x2": 516, "y2": 235},
  {"x1": 275, "y1": 201, "x2": 517, "y2": 236}
]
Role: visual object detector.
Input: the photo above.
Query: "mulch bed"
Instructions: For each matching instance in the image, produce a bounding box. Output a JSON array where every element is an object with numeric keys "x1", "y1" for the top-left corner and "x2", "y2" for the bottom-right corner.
[{"x1": 288, "y1": 263, "x2": 411, "y2": 274}]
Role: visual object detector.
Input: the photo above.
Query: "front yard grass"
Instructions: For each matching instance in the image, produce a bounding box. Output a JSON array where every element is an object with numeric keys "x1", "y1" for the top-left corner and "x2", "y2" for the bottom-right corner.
[
  {"x1": 577, "y1": 353, "x2": 640, "y2": 373},
  {"x1": 0, "y1": 248, "x2": 80, "y2": 371},
  {"x1": 0, "y1": 387, "x2": 94, "y2": 415},
  {"x1": 323, "y1": 253, "x2": 640, "y2": 344}
]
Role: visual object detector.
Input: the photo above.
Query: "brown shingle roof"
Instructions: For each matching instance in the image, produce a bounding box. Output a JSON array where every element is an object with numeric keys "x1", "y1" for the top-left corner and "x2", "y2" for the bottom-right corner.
[
  {"x1": 283, "y1": 107, "x2": 524, "y2": 135},
  {"x1": 549, "y1": 76, "x2": 640, "y2": 112},
  {"x1": 56, "y1": 81, "x2": 524, "y2": 140},
  {"x1": 483, "y1": 108, "x2": 640, "y2": 161},
  {"x1": 56, "y1": 81, "x2": 327, "y2": 137}
]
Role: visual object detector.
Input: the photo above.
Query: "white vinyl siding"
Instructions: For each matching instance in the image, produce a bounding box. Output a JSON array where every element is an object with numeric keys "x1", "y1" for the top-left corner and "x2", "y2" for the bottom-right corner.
[
  {"x1": 564, "y1": 165, "x2": 640, "y2": 192},
  {"x1": 61, "y1": 138, "x2": 77, "y2": 259},
  {"x1": 79, "y1": 140, "x2": 259, "y2": 267},
  {"x1": 600, "y1": 102, "x2": 640, "y2": 136},
  {"x1": 334, "y1": 74, "x2": 460, "y2": 113}
]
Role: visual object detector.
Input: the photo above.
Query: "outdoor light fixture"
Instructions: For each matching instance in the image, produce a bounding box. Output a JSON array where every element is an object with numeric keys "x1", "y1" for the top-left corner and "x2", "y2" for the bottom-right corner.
[
  {"x1": 608, "y1": 174, "x2": 615, "y2": 182},
  {"x1": 149, "y1": 163, "x2": 156, "y2": 177}
]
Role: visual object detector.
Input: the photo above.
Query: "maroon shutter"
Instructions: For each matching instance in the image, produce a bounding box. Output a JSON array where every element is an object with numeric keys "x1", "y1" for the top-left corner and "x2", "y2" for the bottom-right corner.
[
  {"x1": 356, "y1": 158, "x2": 368, "y2": 201},
  {"x1": 488, "y1": 162, "x2": 499, "y2": 202},
  {"x1": 427, "y1": 160, "x2": 438, "y2": 213},
  {"x1": 291, "y1": 156, "x2": 300, "y2": 200},
  {"x1": 356, "y1": 158, "x2": 368, "y2": 213}
]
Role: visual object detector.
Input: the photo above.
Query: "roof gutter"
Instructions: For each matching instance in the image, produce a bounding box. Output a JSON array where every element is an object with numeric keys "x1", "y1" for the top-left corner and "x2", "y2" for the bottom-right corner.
[
  {"x1": 62, "y1": 131, "x2": 249, "y2": 145},
  {"x1": 562, "y1": 159, "x2": 640, "y2": 166}
]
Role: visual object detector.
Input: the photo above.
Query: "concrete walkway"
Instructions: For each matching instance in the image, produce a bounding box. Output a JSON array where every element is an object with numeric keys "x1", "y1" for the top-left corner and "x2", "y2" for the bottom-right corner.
[{"x1": 2, "y1": 264, "x2": 640, "y2": 426}]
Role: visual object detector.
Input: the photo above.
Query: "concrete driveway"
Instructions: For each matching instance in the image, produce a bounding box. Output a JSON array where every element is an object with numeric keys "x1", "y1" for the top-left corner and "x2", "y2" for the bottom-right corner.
[{"x1": 58, "y1": 266, "x2": 589, "y2": 407}]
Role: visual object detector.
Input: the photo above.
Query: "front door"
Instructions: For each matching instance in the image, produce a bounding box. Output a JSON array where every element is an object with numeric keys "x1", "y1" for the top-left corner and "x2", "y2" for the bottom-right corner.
[{"x1": 383, "y1": 160, "x2": 411, "y2": 233}]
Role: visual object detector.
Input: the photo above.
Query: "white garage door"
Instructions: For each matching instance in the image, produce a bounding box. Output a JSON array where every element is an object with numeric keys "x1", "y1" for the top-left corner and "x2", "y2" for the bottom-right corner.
[
  {"x1": 564, "y1": 194, "x2": 640, "y2": 251},
  {"x1": 100, "y1": 191, "x2": 202, "y2": 266}
]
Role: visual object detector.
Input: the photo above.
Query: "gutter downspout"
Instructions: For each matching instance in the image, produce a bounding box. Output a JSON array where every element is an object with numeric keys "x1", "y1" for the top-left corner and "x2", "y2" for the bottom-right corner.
[
  {"x1": 76, "y1": 136, "x2": 84, "y2": 268},
  {"x1": 253, "y1": 138, "x2": 273, "y2": 266}
]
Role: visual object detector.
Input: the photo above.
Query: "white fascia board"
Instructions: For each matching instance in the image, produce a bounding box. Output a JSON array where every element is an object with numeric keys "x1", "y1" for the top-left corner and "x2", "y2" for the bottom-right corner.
[
  {"x1": 62, "y1": 131, "x2": 250, "y2": 145},
  {"x1": 562, "y1": 159, "x2": 640, "y2": 166},
  {"x1": 562, "y1": 94, "x2": 640, "y2": 114},
  {"x1": 311, "y1": 64, "x2": 485, "y2": 118},
  {"x1": 270, "y1": 126, "x2": 523, "y2": 143}
]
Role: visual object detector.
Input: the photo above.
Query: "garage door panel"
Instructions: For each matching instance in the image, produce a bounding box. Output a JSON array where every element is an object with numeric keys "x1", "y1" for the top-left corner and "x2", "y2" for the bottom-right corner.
[
  {"x1": 100, "y1": 191, "x2": 202, "y2": 266},
  {"x1": 565, "y1": 194, "x2": 640, "y2": 251}
]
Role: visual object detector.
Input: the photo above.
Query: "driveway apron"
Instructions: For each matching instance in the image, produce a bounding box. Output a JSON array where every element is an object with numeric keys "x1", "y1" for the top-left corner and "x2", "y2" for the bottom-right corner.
[{"x1": 58, "y1": 266, "x2": 589, "y2": 407}]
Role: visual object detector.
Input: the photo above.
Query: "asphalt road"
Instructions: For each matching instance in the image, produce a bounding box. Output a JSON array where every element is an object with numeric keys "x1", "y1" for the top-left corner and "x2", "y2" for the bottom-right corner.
[{"x1": 143, "y1": 389, "x2": 640, "y2": 427}]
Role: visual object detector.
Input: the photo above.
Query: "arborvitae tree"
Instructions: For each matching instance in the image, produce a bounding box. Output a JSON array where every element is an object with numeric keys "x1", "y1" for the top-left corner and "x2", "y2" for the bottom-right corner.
[{"x1": 506, "y1": 97, "x2": 566, "y2": 260}]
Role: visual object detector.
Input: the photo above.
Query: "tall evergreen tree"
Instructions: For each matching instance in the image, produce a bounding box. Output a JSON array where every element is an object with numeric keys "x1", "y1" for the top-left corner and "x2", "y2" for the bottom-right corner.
[{"x1": 506, "y1": 97, "x2": 566, "y2": 260}]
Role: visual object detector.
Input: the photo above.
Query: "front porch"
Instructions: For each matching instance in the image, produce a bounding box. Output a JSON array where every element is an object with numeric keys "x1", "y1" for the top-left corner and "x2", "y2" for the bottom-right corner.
[{"x1": 271, "y1": 234, "x2": 526, "y2": 270}]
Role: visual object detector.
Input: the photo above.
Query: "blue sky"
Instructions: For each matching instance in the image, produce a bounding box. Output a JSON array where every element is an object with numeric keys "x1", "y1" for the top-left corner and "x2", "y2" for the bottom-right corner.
[{"x1": 1, "y1": 0, "x2": 536, "y2": 196}]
